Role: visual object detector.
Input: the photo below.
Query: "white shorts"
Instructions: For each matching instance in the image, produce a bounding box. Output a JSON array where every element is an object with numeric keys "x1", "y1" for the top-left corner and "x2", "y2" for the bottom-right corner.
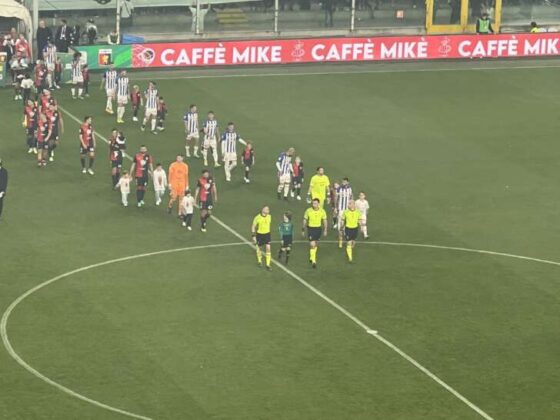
[
  {"x1": 224, "y1": 152, "x2": 237, "y2": 162},
  {"x1": 279, "y1": 173, "x2": 291, "y2": 184},
  {"x1": 72, "y1": 75, "x2": 84, "y2": 84},
  {"x1": 145, "y1": 107, "x2": 157, "y2": 117},
  {"x1": 46, "y1": 63, "x2": 55, "y2": 72},
  {"x1": 106, "y1": 88, "x2": 116, "y2": 98},
  {"x1": 203, "y1": 136, "x2": 217, "y2": 149},
  {"x1": 118, "y1": 95, "x2": 128, "y2": 105},
  {"x1": 186, "y1": 132, "x2": 200, "y2": 141}
]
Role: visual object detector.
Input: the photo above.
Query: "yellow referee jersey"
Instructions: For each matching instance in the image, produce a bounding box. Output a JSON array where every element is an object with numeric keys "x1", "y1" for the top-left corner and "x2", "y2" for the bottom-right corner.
[
  {"x1": 342, "y1": 209, "x2": 360, "y2": 229},
  {"x1": 253, "y1": 214, "x2": 272, "y2": 234},
  {"x1": 304, "y1": 207, "x2": 327, "y2": 228}
]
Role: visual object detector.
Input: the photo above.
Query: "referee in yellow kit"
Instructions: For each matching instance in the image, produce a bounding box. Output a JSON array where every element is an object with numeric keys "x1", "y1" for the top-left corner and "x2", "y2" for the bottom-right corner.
[
  {"x1": 252, "y1": 205, "x2": 272, "y2": 270},
  {"x1": 302, "y1": 198, "x2": 328, "y2": 268},
  {"x1": 341, "y1": 200, "x2": 361, "y2": 263}
]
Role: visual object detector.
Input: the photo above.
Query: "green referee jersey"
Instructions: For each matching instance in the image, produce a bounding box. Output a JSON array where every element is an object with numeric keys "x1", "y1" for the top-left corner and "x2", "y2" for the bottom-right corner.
[{"x1": 253, "y1": 213, "x2": 272, "y2": 234}]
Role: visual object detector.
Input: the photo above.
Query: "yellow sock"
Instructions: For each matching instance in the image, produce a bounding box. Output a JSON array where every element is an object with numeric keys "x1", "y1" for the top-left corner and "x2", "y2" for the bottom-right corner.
[
  {"x1": 265, "y1": 252, "x2": 271, "y2": 267},
  {"x1": 256, "y1": 247, "x2": 262, "y2": 264},
  {"x1": 346, "y1": 245, "x2": 353, "y2": 262},
  {"x1": 310, "y1": 247, "x2": 317, "y2": 263}
]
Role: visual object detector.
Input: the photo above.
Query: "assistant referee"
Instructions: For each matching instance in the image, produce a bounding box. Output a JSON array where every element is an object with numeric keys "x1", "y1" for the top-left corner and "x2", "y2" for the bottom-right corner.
[
  {"x1": 302, "y1": 198, "x2": 328, "y2": 268},
  {"x1": 252, "y1": 205, "x2": 272, "y2": 270}
]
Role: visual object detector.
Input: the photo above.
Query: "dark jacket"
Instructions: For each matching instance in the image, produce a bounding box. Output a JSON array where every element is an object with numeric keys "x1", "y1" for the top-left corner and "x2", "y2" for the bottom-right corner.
[
  {"x1": 36, "y1": 26, "x2": 53, "y2": 57},
  {"x1": 0, "y1": 167, "x2": 8, "y2": 195},
  {"x1": 55, "y1": 24, "x2": 70, "y2": 52}
]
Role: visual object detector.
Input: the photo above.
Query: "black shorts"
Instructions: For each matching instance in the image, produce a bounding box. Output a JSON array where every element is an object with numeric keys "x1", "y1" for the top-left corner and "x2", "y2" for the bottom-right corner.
[
  {"x1": 292, "y1": 176, "x2": 303, "y2": 185},
  {"x1": 111, "y1": 159, "x2": 123, "y2": 169},
  {"x1": 80, "y1": 145, "x2": 95, "y2": 154},
  {"x1": 345, "y1": 227, "x2": 359, "y2": 241},
  {"x1": 26, "y1": 127, "x2": 35, "y2": 137},
  {"x1": 243, "y1": 159, "x2": 253, "y2": 168},
  {"x1": 256, "y1": 232, "x2": 271, "y2": 246},
  {"x1": 136, "y1": 176, "x2": 148, "y2": 187},
  {"x1": 199, "y1": 198, "x2": 213, "y2": 210},
  {"x1": 281, "y1": 235, "x2": 293, "y2": 248},
  {"x1": 307, "y1": 226, "x2": 322, "y2": 242},
  {"x1": 38, "y1": 141, "x2": 49, "y2": 150}
]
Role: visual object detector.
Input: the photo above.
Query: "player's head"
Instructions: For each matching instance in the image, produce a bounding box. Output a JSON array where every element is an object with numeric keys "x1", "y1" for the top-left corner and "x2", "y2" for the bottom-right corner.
[
  {"x1": 133, "y1": 84, "x2": 139, "y2": 91},
  {"x1": 333, "y1": 182, "x2": 340, "y2": 190},
  {"x1": 140, "y1": 145, "x2": 148, "y2": 154},
  {"x1": 43, "y1": 89, "x2": 50, "y2": 96},
  {"x1": 312, "y1": 198, "x2": 320, "y2": 209},
  {"x1": 111, "y1": 128, "x2": 118, "y2": 136},
  {"x1": 26, "y1": 98, "x2": 34, "y2": 106},
  {"x1": 295, "y1": 156, "x2": 301, "y2": 164},
  {"x1": 159, "y1": 96, "x2": 164, "y2": 102},
  {"x1": 48, "y1": 103, "x2": 57, "y2": 111},
  {"x1": 227, "y1": 122, "x2": 235, "y2": 132},
  {"x1": 40, "y1": 113, "x2": 47, "y2": 121},
  {"x1": 148, "y1": 81, "x2": 155, "y2": 89},
  {"x1": 120, "y1": 70, "x2": 127, "y2": 77},
  {"x1": 207, "y1": 111, "x2": 215, "y2": 120},
  {"x1": 176, "y1": 154, "x2": 183, "y2": 162},
  {"x1": 246, "y1": 141, "x2": 252, "y2": 149},
  {"x1": 348, "y1": 200, "x2": 356, "y2": 211},
  {"x1": 73, "y1": 51, "x2": 81, "y2": 60},
  {"x1": 287, "y1": 147, "x2": 295, "y2": 156},
  {"x1": 185, "y1": 189, "x2": 191, "y2": 196},
  {"x1": 109, "y1": 64, "x2": 115, "y2": 70},
  {"x1": 261, "y1": 206, "x2": 270, "y2": 216},
  {"x1": 190, "y1": 104, "x2": 197, "y2": 112},
  {"x1": 84, "y1": 115, "x2": 92, "y2": 124},
  {"x1": 122, "y1": 170, "x2": 128, "y2": 176},
  {"x1": 316, "y1": 166, "x2": 324, "y2": 175},
  {"x1": 283, "y1": 211, "x2": 292, "y2": 223},
  {"x1": 341, "y1": 177, "x2": 349, "y2": 186},
  {"x1": 201, "y1": 169, "x2": 210, "y2": 178},
  {"x1": 82, "y1": 63, "x2": 88, "y2": 69},
  {"x1": 359, "y1": 191, "x2": 366, "y2": 199},
  {"x1": 155, "y1": 163, "x2": 162, "y2": 169}
]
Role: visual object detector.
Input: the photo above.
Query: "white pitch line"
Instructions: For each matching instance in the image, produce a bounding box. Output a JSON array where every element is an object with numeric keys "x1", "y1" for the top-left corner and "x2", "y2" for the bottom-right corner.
[
  {"x1": 56, "y1": 105, "x2": 496, "y2": 419},
  {"x1": 0, "y1": 242, "x2": 246, "y2": 420},
  {"x1": 128, "y1": 62, "x2": 560, "y2": 82}
]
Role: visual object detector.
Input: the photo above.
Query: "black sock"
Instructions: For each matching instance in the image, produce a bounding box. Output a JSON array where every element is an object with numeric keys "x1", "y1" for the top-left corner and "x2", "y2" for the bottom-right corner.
[
  {"x1": 89, "y1": 157, "x2": 95, "y2": 169},
  {"x1": 80, "y1": 158, "x2": 86, "y2": 169},
  {"x1": 112, "y1": 174, "x2": 118, "y2": 187},
  {"x1": 286, "y1": 249, "x2": 290, "y2": 262},
  {"x1": 296, "y1": 187, "x2": 301, "y2": 195},
  {"x1": 137, "y1": 189, "x2": 142, "y2": 202},
  {"x1": 245, "y1": 170, "x2": 249, "y2": 178},
  {"x1": 139, "y1": 189, "x2": 145, "y2": 201}
]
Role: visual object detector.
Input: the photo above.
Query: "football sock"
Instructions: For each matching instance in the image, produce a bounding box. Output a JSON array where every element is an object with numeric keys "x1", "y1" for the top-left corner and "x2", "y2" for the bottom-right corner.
[
  {"x1": 112, "y1": 174, "x2": 118, "y2": 187},
  {"x1": 106, "y1": 97, "x2": 112, "y2": 110},
  {"x1": 117, "y1": 106, "x2": 124, "y2": 120},
  {"x1": 283, "y1": 183, "x2": 290, "y2": 197},
  {"x1": 133, "y1": 107, "x2": 138, "y2": 117},
  {"x1": 245, "y1": 169, "x2": 249, "y2": 179},
  {"x1": 296, "y1": 187, "x2": 301, "y2": 196},
  {"x1": 285, "y1": 249, "x2": 291, "y2": 263},
  {"x1": 78, "y1": 88, "x2": 83, "y2": 97},
  {"x1": 256, "y1": 247, "x2": 262, "y2": 264},
  {"x1": 142, "y1": 117, "x2": 147, "y2": 126},
  {"x1": 362, "y1": 226, "x2": 368, "y2": 237},
  {"x1": 71, "y1": 87, "x2": 76, "y2": 97},
  {"x1": 88, "y1": 157, "x2": 95, "y2": 169},
  {"x1": 80, "y1": 157, "x2": 86, "y2": 169},
  {"x1": 346, "y1": 245, "x2": 353, "y2": 262},
  {"x1": 310, "y1": 247, "x2": 317, "y2": 264},
  {"x1": 194, "y1": 146, "x2": 199, "y2": 155},
  {"x1": 151, "y1": 118, "x2": 156, "y2": 131},
  {"x1": 136, "y1": 189, "x2": 142, "y2": 202},
  {"x1": 265, "y1": 252, "x2": 271, "y2": 267},
  {"x1": 212, "y1": 149, "x2": 218, "y2": 163},
  {"x1": 202, "y1": 149, "x2": 208, "y2": 162}
]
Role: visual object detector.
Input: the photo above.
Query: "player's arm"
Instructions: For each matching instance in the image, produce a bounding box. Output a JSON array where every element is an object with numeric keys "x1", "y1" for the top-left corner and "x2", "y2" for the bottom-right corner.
[
  {"x1": 322, "y1": 212, "x2": 328, "y2": 236},
  {"x1": 167, "y1": 165, "x2": 174, "y2": 190},
  {"x1": 129, "y1": 162, "x2": 136, "y2": 177},
  {"x1": 301, "y1": 211, "x2": 308, "y2": 237},
  {"x1": 238, "y1": 134, "x2": 247, "y2": 146},
  {"x1": 59, "y1": 114, "x2": 64, "y2": 136},
  {"x1": 212, "y1": 183, "x2": 218, "y2": 203},
  {"x1": 194, "y1": 186, "x2": 200, "y2": 202},
  {"x1": 251, "y1": 217, "x2": 258, "y2": 244},
  {"x1": 92, "y1": 131, "x2": 97, "y2": 148},
  {"x1": 275, "y1": 155, "x2": 283, "y2": 172},
  {"x1": 45, "y1": 122, "x2": 53, "y2": 141},
  {"x1": 80, "y1": 130, "x2": 88, "y2": 149}
]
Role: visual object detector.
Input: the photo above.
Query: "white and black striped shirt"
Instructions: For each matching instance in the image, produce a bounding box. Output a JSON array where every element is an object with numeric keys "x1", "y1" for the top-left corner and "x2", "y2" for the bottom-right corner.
[
  {"x1": 117, "y1": 76, "x2": 129, "y2": 97},
  {"x1": 183, "y1": 111, "x2": 198, "y2": 134},
  {"x1": 71, "y1": 60, "x2": 82, "y2": 78},
  {"x1": 276, "y1": 152, "x2": 293, "y2": 176},
  {"x1": 221, "y1": 131, "x2": 240, "y2": 154},
  {"x1": 204, "y1": 119, "x2": 218, "y2": 139},
  {"x1": 43, "y1": 45, "x2": 57, "y2": 65},
  {"x1": 336, "y1": 184, "x2": 353, "y2": 211},
  {"x1": 103, "y1": 69, "x2": 118, "y2": 90},
  {"x1": 145, "y1": 88, "x2": 158, "y2": 109}
]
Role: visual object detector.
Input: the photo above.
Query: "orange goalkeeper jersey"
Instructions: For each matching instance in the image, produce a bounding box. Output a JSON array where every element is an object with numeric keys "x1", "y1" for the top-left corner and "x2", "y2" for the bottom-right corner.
[{"x1": 168, "y1": 161, "x2": 189, "y2": 190}]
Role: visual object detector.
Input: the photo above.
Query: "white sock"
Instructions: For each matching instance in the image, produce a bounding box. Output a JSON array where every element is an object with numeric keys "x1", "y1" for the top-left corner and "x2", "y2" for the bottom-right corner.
[
  {"x1": 122, "y1": 193, "x2": 128, "y2": 206},
  {"x1": 224, "y1": 163, "x2": 231, "y2": 179},
  {"x1": 212, "y1": 148, "x2": 219, "y2": 163},
  {"x1": 362, "y1": 225, "x2": 368, "y2": 237},
  {"x1": 185, "y1": 145, "x2": 190, "y2": 156},
  {"x1": 194, "y1": 146, "x2": 199, "y2": 155},
  {"x1": 118, "y1": 106, "x2": 124, "y2": 119},
  {"x1": 151, "y1": 118, "x2": 156, "y2": 131},
  {"x1": 283, "y1": 183, "x2": 290, "y2": 197},
  {"x1": 142, "y1": 118, "x2": 147, "y2": 126},
  {"x1": 277, "y1": 184, "x2": 283, "y2": 193},
  {"x1": 106, "y1": 97, "x2": 112, "y2": 110},
  {"x1": 78, "y1": 88, "x2": 83, "y2": 96},
  {"x1": 71, "y1": 87, "x2": 76, "y2": 97},
  {"x1": 202, "y1": 148, "x2": 208, "y2": 162}
]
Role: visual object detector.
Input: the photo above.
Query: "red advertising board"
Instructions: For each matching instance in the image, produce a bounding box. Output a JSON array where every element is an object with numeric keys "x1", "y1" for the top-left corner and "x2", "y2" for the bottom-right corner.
[{"x1": 131, "y1": 33, "x2": 560, "y2": 68}]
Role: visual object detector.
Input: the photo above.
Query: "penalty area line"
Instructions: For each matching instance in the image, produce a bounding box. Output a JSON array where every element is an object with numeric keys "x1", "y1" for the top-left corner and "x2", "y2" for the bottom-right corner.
[{"x1": 58, "y1": 106, "x2": 494, "y2": 420}]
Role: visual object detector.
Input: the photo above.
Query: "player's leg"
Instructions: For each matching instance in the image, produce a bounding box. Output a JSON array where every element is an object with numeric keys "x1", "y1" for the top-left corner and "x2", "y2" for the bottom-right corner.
[
  {"x1": 244, "y1": 163, "x2": 250, "y2": 183},
  {"x1": 193, "y1": 134, "x2": 200, "y2": 157},
  {"x1": 132, "y1": 105, "x2": 139, "y2": 121},
  {"x1": 121, "y1": 191, "x2": 128, "y2": 206},
  {"x1": 309, "y1": 240, "x2": 318, "y2": 267},
  {"x1": 87, "y1": 151, "x2": 95, "y2": 174},
  {"x1": 185, "y1": 135, "x2": 191, "y2": 157},
  {"x1": 202, "y1": 138, "x2": 209, "y2": 166},
  {"x1": 285, "y1": 241, "x2": 291, "y2": 264},
  {"x1": 276, "y1": 176, "x2": 283, "y2": 199},
  {"x1": 282, "y1": 177, "x2": 290, "y2": 200},
  {"x1": 78, "y1": 82, "x2": 83, "y2": 99},
  {"x1": 71, "y1": 82, "x2": 77, "y2": 99},
  {"x1": 80, "y1": 151, "x2": 87, "y2": 173},
  {"x1": 200, "y1": 208, "x2": 208, "y2": 231},
  {"x1": 185, "y1": 213, "x2": 193, "y2": 230},
  {"x1": 117, "y1": 100, "x2": 124, "y2": 123},
  {"x1": 224, "y1": 157, "x2": 231, "y2": 181},
  {"x1": 265, "y1": 242, "x2": 271, "y2": 269},
  {"x1": 255, "y1": 242, "x2": 263, "y2": 266},
  {"x1": 111, "y1": 166, "x2": 118, "y2": 187},
  {"x1": 106, "y1": 91, "x2": 113, "y2": 113},
  {"x1": 167, "y1": 190, "x2": 176, "y2": 211},
  {"x1": 211, "y1": 142, "x2": 220, "y2": 167},
  {"x1": 360, "y1": 218, "x2": 368, "y2": 239}
]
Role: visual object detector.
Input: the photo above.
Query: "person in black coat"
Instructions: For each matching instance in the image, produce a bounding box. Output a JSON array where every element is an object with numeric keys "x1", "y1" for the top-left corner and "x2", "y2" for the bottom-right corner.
[
  {"x1": 55, "y1": 19, "x2": 70, "y2": 53},
  {"x1": 36, "y1": 20, "x2": 53, "y2": 59},
  {"x1": 0, "y1": 158, "x2": 8, "y2": 220}
]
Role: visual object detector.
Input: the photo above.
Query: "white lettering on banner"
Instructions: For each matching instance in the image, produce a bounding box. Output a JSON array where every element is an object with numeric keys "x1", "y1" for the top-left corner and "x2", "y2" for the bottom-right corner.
[
  {"x1": 232, "y1": 46, "x2": 282, "y2": 64},
  {"x1": 380, "y1": 42, "x2": 428, "y2": 59},
  {"x1": 523, "y1": 38, "x2": 559, "y2": 55},
  {"x1": 310, "y1": 43, "x2": 374, "y2": 61},
  {"x1": 458, "y1": 39, "x2": 518, "y2": 57},
  {"x1": 160, "y1": 47, "x2": 227, "y2": 66}
]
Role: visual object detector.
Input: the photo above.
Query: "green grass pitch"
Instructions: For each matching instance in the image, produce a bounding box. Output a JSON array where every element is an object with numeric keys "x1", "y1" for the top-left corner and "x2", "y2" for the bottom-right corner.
[{"x1": 1, "y1": 62, "x2": 560, "y2": 420}]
